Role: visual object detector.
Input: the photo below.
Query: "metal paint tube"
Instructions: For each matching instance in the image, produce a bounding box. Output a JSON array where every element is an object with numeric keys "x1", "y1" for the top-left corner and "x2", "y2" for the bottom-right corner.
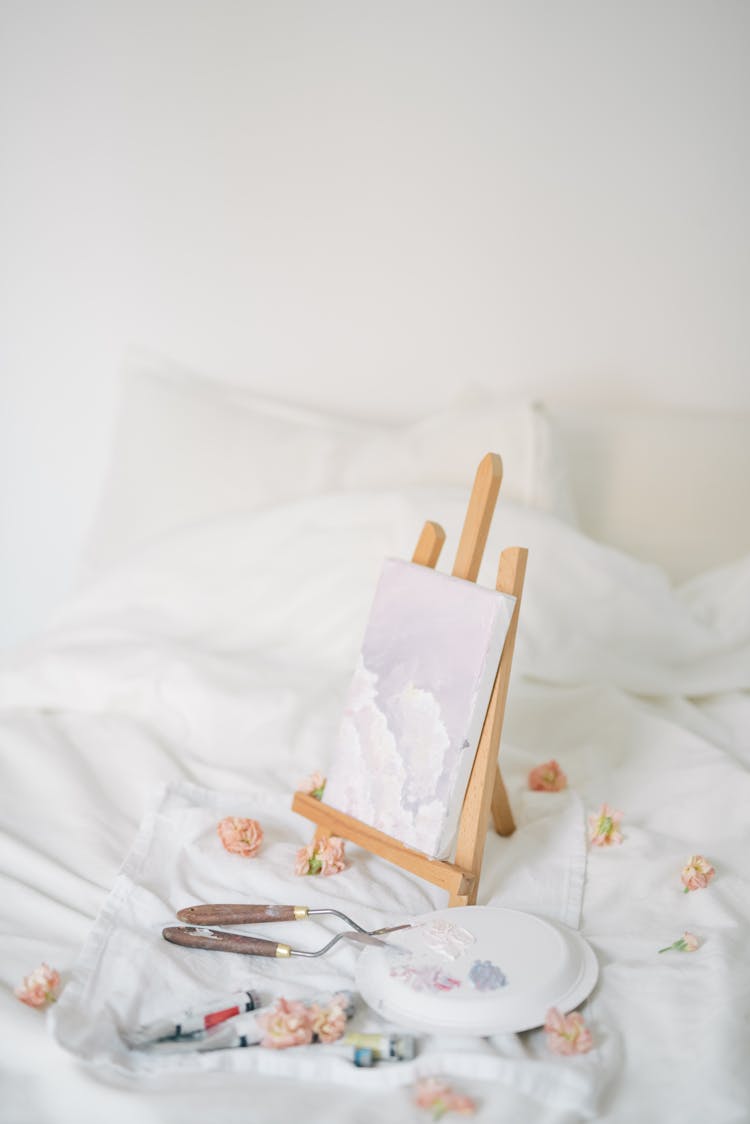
[
  {"x1": 133, "y1": 991, "x2": 357, "y2": 1052},
  {"x1": 141, "y1": 1014, "x2": 263, "y2": 1053},
  {"x1": 142, "y1": 1029, "x2": 377, "y2": 1061},
  {"x1": 125, "y1": 989, "x2": 261, "y2": 1047},
  {"x1": 142, "y1": 1031, "x2": 392, "y2": 1067},
  {"x1": 342, "y1": 1031, "x2": 417, "y2": 1061}
]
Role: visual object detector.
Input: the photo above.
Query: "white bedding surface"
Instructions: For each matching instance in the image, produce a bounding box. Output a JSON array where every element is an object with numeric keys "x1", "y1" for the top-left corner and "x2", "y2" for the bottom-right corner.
[{"x1": 1, "y1": 487, "x2": 749, "y2": 1124}]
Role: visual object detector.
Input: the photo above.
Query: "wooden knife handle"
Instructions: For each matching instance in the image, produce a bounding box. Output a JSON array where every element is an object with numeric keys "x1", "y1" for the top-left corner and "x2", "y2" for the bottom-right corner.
[
  {"x1": 163, "y1": 926, "x2": 291, "y2": 958},
  {"x1": 175, "y1": 904, "x2": 306, "y2": 925}
]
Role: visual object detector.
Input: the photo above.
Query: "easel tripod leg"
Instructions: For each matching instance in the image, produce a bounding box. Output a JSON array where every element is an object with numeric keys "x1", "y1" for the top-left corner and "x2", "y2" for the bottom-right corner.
[{"x1": 491, "y1": 764, "x2": 515, "y2": 836}]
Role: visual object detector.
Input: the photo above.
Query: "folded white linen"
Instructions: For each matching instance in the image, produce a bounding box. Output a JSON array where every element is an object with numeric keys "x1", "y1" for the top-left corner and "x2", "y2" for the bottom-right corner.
[{"x1": 51, "y1": 779, "x2": 599, "y2": 1112}]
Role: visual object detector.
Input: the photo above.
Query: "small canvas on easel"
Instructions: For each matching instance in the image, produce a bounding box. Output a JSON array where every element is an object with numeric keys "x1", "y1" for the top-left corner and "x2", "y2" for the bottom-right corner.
[{"x1": 323, "y1": 558, "x2": 516, "y2": 860}]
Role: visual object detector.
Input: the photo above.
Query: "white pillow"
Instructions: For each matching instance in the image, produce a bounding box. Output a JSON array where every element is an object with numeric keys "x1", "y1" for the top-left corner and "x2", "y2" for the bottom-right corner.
[
  {"x1": 549, "y1": 405, "x2": 750, "y2": 582},
  {"x1": 82, "y1": 356, "x2": 576, "y2": 574},
  {"x1": 340, "y1": 388, "x2": 577, "y2": 524}
]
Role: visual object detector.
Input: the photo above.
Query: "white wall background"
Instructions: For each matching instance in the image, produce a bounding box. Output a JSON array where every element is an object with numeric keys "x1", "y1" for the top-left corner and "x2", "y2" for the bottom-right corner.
[{"x1": 1, "y1": 0, "x2": 749, "y2": 649}]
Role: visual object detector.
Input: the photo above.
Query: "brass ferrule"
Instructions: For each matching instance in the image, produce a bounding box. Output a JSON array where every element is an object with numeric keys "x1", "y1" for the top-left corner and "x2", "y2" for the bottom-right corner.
[
  {"x1": 275, "y1": 943, "x2": 292, "y2": 958},
  {"x1": 293, "y1": 906, "x2": 309, "y2": 920}
]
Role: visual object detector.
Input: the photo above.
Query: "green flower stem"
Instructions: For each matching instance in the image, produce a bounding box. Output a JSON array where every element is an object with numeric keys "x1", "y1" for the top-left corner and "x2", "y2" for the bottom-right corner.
[{"x1": 658, "y1": 940, "x2": 687, "y2": 953}]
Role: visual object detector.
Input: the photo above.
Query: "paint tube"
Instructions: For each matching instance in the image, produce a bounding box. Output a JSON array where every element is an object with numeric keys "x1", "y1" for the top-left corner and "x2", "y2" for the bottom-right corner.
[
  {"x1": 318, "y1": 1044, "x2": 377, "y2": 1067},
  {"x1": 124, "y1": 989, "x2": 261, "y2": 1047},
  {"x1": 141, "y1": 1011, "x2": 264, "y2": 1053},
  {"x1": 131, "y1": 990, "x2": 357, "y2": 1051},
  {"x1": 142, "y1": 1024, "x2": 407, "y2": 1067},
  {"x1": 342, "y1": 1031, "x2": 417, "y2": 1061}
]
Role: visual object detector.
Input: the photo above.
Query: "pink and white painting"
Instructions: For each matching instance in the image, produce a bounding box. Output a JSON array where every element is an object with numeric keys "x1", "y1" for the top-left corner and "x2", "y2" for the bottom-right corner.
[{"x1": 323, "y1": 559, "x2": 515, "y2": 859}]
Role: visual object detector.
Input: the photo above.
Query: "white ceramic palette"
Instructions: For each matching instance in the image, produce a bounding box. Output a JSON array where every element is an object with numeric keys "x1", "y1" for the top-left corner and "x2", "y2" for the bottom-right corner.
[{"x1": 356, "y1": 906, "x2": 598, "y2": 1036}]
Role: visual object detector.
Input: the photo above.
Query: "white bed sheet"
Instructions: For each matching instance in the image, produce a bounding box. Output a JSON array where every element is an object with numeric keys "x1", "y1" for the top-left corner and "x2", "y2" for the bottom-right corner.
[{"x1": 1, "y1": 487, "x2": 749, "y2": 1124}]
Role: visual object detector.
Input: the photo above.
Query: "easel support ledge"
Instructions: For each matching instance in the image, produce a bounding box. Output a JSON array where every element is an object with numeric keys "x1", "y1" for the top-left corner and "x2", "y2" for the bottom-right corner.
[{"x1": 291, "y1": 791, "x2": 476, "y2": 901}]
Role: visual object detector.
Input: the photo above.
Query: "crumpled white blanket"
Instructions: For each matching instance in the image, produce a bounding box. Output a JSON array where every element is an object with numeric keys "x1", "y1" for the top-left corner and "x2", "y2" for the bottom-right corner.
[
  {"x1": 2, "y1": 487, "x2": 750, "y2": 1124},
  {"x1": 51, "y1": 778, "x2": 607, "y2": 1114}
]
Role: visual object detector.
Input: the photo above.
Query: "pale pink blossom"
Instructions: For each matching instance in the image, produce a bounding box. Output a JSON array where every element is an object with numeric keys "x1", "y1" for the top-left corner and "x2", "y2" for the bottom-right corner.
[
  {"x1": 299, "y1": 772, "x2": 327, "y2": 799},
  {"x1": 15, "y1": 963, "x2": 61, "y2": 1009},
  {"x1": 217, "y1": 816, "x2": 264, "y2": 857},
  {"x1": 658, "y1": 931, "x2": 700, "y2": 954},
  {"x1": 587, "y1": 803, "x2": 623, "y2": 847},
  {"x1": 309, "y1": 997, "x2": 348, "y2": 1043},
  {"x1": 544, "y1": 1007, "x2": 593, "y2": 1055},
  {"x1": 295, "y1": 841, "x2": 318, "y2": 876},
  {"x1": 681, "y1": 855, "x2": 715, "y2": 893},
  {"x1": 318, "y1": 836, "x2": 347, "y2": 876},
  {"x1": 528, "y1": 760, "x2": 568, "y2": 792},
  {"x1": 256, "y1": 996, "x2": 313, "y2": 1049},
  {"x1": 294, "y1": 835, "x2": 347, "y2": 876},
  {"x1": 414, "y1": 1077, "x2": 476, "y2": 1117}
]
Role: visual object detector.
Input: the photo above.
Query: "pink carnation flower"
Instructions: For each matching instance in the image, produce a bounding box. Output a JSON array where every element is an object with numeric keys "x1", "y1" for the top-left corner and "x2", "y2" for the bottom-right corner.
[
  {"x1": 587, "y1": 803, "x2": 623, "y2": 847},
  {"x1": 658, "y1": 931, "x2": 700, "y2": 954},
  {"x1": 528, "y1": 760, "x2": 568, "y2": 792},
  {"x1": 294, "y1": 835, "x2": 347, "y2": 876},
  {"x1": 295, "y1": 841, "x2": 317, "y2": 876},
  {"x1": 256, "y1": 997, "x2": 313, "y2": 1049},
  {"x1": 544, "y1": 1007, "x2": 593, "y2": 1055},
  {"x1": 681, "y1": 855, "x2": 715, "y2": 892},
  {"x1": 414, "y1": 1077, "x2": 476, "y2": 1117},
  {"x1": 217, "y1": 816, "x2": 263, "y2": 857},
  {"x1": 15, "y1": 963, "x2": 61, "y2": 1009},
  {"x1": 309, "y1": 997, "x2": 348, "y2": 1043},
  {"x1": 299, "y1": 772, "x2": 327, "y2": 799},
  {"x1": 319, "y1": 836, "x2": 347, "y2": 875}
]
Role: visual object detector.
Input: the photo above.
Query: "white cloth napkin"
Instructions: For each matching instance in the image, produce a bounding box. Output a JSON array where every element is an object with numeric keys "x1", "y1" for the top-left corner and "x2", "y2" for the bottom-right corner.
[{"x1": 51, "y1": 778, "x2": 612, "y2": 1114}]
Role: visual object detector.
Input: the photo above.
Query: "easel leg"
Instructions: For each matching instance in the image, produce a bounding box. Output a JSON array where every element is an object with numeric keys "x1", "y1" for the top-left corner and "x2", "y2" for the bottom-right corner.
[
  {"x1": 450, "y1": 546, "x2": 526, "y2": 905},
  {"x1": 491, "y1": 764, "x2": 515, "y2": 836}
]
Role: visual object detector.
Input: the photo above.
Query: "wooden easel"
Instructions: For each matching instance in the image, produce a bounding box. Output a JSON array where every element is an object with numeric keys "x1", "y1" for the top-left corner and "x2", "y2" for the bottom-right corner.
[{"x1": 292, "y1": 453, "x2": 527, "y2": 907}]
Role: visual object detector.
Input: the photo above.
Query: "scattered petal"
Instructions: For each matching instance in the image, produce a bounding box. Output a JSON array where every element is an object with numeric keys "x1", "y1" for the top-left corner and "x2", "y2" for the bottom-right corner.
[
  {"x1": 528, "y1": 760, "x2": 568, "y2": 792},
  {"x1": 587, "y1": 803, "x2": 624, "y2": 847},
  {"x1": 544, "y1": 1007, "x2": 593, "y2": 1055},
  {"x1": 15, "y1": 963, "x2": 61, "y2": 1009},
  {"x1": 217, "y1": 816, "x2": 263, "y2": 857},
  {"x1": 299, "y1": 772, "x2": 327, "y2": 800},
  {"x1": 681, "y1": 855, "x2": 715, "y2": 892},
  {"x1": 414, "y1": 1077, "x2": 476, "y2": 1117}
]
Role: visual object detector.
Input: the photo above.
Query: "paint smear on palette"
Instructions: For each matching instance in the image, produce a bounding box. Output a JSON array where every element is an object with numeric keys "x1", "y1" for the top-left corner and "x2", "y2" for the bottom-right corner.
[
  {"x1": 417, "y1": 919, "x2": 475, "y2": 960},
  {"x1": 468, "y1": 959, "x2": 508, "y2": 991},
  {"x1": 389, "y1": 963, "x2": 462, "y2": 993}
]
